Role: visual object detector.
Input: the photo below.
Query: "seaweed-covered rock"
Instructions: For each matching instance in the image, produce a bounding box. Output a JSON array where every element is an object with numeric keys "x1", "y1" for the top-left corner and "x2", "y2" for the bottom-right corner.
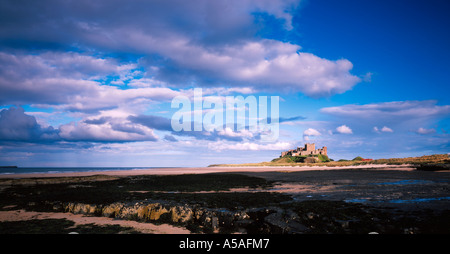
[
  {"x1": 169, "y1": 205, "x2": 193, "y2": 223},
  {"x1": 101, "y1": 203, "x2": 124, "y2": 217},
  {"x1": 64, "y1": 202, "x2": 99, "y2": 215}
]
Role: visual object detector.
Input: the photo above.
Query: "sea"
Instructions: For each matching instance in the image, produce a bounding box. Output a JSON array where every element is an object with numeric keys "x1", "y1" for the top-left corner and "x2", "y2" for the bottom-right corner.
[{"x1": 0, "y1": 167, "x2": 173, "y2": 175}]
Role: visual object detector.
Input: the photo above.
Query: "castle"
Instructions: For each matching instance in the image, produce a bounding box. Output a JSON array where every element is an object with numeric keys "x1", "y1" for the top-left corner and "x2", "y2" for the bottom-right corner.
[{"x1": 281, "y1": 143, "x2": 327, "y2": 157}]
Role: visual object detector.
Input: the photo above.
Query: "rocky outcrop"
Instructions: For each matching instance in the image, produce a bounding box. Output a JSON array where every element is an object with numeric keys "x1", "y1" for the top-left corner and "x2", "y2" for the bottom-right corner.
[
  {"x1": 32, "y1": 199, "x2": 448, "y2": 234},
  {"x1": 50, "y1": 199, "x2": 432, "y2": 234},
  {"x1": 50, "y1": 200, "x2": 297, "y2": 233}
]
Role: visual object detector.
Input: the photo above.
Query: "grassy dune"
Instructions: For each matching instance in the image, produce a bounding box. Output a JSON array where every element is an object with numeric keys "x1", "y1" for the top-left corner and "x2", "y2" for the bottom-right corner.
[{"x1": 209, "y1": 154, "x2": 450, "y2": 168}]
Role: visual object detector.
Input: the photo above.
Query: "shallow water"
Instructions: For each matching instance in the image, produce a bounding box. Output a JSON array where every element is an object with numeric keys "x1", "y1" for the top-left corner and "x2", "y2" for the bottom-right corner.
[
  {"x1": 369, "y1": 179, "x2": 444, "y2": 185},
  {"x1": 0, "y1": 167, "x2": 175, "y2": 175},
  {"x1": 345, "y1": 196, "x2": 450, "y2": 204}
]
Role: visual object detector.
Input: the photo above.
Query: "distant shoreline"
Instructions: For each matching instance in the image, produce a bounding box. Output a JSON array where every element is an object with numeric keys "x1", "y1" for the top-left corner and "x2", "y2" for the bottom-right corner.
[
  {"x1": 0, "y1": 164, "x2": 418, "y2": 179},
  {"x1": 0, "y1": 154, "x2": 447, "y2": 179}
]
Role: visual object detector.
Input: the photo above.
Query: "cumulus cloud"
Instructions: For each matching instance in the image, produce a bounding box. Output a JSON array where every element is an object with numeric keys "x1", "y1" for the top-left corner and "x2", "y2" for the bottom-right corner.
[
  {"x1": 0, "y1": 52, "x2": 183, "y2": 110},
  {"x1": 0, "y1": 0, "x2": 360, "y2": 98},
  {"x1": 0, "y1": 107, "x2": 162, "y2": 143},
  {"x1": 58, "y1": 120, "x2": 158, "y2": 142},
  {"x1": 218, "y1": 127, "x2": 254, "y2": 139},
  {"x1": 303, "y1": 128, "x2": 321, "y2": 136},
  {"x1": 133, "y1": 38, "x2": 361, "y2": 96},
  {"x1": 414, "y1": 127, "x2": 436, "y2": 135},
  {"x1": 128, "y1": 36, "x2": 360, "y2": 96},
  {"x1": 336, "y1": 125, "x2": 353, "y2": 134},
  {"x1": 0, "y1": 107, "x2": 59, "y2": 142},
  {"x1": 381, "y1": 126, "x2": 393, "y2": 133},
  {"x1": 302, "y1": 128, "x2": 321, "y2": 141}
]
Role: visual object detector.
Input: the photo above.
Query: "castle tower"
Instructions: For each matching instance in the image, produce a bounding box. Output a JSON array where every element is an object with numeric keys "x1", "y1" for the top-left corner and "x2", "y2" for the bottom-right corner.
[{"x1": 305, "y1": 143, "x2": 315, "y2": 151}]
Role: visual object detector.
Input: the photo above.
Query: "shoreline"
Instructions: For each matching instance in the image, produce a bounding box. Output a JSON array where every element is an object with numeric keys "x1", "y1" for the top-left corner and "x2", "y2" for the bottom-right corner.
[
  {"x1": 0, "y1": 164, "x2": 416, "y2": 179},
  {"x1": 1, "y1": 164, "x2": 449, "y2": 234}
]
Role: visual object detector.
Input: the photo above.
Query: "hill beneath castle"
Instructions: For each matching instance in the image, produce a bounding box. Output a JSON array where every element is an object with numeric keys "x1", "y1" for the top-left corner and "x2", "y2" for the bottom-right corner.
[{"x1": 209, "y1": 154, "x2": 450, "y2": 171}]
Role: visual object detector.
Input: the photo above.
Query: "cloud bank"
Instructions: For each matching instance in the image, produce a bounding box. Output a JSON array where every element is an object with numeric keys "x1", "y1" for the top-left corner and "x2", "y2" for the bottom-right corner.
[{"x1": 0, "y1": 0, "x2": 361, "y2": 99}]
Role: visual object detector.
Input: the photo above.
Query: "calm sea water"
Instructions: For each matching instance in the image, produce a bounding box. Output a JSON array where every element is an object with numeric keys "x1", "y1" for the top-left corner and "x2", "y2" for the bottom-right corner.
[{"x1": 0, "y1": 167, "x2": 175, "y2": 175}]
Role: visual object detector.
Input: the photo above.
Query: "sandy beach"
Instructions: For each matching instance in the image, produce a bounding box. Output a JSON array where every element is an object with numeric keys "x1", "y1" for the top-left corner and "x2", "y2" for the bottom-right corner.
[
  {"x1": 0, "y1": 164, "x2": 416, "y2": 179},
  {"x1": 0, "y1": 209, "x2": 190, "y2": 234},
  {"x1": 1, "y1": 164, "x2": 449, "y2": 234}
]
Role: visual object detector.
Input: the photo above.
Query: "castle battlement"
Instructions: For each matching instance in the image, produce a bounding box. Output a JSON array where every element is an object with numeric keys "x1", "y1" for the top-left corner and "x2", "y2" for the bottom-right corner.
[{"x1": 281, "y1": 143, "x2": 327, "y2": 157}]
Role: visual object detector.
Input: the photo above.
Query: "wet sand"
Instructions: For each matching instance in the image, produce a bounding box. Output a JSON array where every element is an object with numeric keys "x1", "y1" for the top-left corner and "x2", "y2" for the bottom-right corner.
[{"x1": 241, "y1": 169, "x2": 450, "y2": 211}]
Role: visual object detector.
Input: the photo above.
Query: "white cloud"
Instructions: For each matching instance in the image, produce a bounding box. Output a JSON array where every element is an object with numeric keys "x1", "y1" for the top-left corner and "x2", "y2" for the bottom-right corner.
[
  {"x1": 381, "y1": 126, "x2": 393, "y2": 133},
  {"x1": 415, "y1": 127, "x2": 436, "y2": 135},
  {"x1": 59, "y1": 119, "x2": 158, "y2": 142},
  {"x1": 336, "y1": 125, "x2": 353, "y2": 134},
  {"x1": 373, "y1": 126, "x2": 393, "y2": 133},
  {"x1": 208, "y1": 141, "x2": 291, "y2": 151},
  {"x1": 217, "y1": 127, "x2": 254, "y2": 138},
  {"x1": 303, "y1": 128, "x2": 321, "y2": 136},
  {"x1": 303, "y1": 128, "x2": 321, "y2": 141}
]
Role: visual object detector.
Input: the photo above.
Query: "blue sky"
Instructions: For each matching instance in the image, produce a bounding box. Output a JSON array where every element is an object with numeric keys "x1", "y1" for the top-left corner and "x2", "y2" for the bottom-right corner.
[{"x1": 0, "y1": 0, "x2": 449, "y2": 167}]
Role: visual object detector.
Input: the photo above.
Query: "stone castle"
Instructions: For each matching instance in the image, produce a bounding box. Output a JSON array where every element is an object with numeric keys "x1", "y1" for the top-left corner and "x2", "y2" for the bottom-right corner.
[{"x1": 281, "y1": 143, "x2": 327, "y2": 157}]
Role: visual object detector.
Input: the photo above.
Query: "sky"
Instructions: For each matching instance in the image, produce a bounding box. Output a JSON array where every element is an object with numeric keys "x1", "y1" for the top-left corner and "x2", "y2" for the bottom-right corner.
[{"x1": 0, "y1": 0, "x2": 449, "y2": 167}]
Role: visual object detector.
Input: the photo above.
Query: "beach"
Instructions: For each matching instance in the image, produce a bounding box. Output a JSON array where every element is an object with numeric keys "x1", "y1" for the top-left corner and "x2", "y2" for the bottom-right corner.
[
  {"x1": 0, "y1": 164, "x2": 416, "y2": 179},
  {"x1": 1, "y1": 165, "x2": 449, "y2": 234}
]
